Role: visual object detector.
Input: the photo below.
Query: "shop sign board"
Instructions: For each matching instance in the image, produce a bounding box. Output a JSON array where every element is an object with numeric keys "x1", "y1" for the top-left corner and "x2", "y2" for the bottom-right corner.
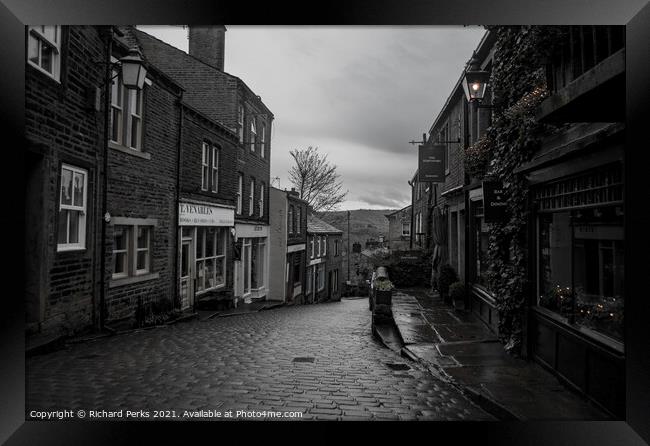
[
  {"x1": 418, "y1": 143, "x2": 446, "y2": 182},
  {"x1": 482, "y1": 181, "x2": 508, "y2": 223},
  {"x1": 179, "y1": 203, "x2": 234, "y2": 226}
]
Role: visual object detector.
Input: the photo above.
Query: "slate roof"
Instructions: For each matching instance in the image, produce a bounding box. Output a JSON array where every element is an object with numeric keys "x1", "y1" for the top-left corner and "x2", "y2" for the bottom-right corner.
[
  {"x1": 118, "y1": 26, "x2": 273, "y2": 130},
  {"x1": 307, "y1": 215, "x2": 343, "y2": 235}
]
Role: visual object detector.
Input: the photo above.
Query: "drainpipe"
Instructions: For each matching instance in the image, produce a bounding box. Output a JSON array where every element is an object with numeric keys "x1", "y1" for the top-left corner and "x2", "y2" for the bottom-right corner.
[
  {"x1": 99, "y1": 27, "x2": 113, "y2": 330},
  {"x1": 174, "y1": 98, "x2": 184, "y2": 310}
]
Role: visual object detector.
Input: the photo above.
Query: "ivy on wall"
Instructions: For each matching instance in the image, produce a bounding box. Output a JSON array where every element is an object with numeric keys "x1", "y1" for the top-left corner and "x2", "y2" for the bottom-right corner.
[{"x1": 482, "y1": 26, "x2": 565, "y2": 355}]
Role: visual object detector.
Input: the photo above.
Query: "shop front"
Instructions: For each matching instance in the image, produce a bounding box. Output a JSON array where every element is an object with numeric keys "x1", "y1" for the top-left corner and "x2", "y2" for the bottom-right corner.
[
  {"x1": 178, "y1": 201, "x2": 235, "y2": 310},
  {"x1": 234, "y1": 223, "x2": 270, "y2": 304}
]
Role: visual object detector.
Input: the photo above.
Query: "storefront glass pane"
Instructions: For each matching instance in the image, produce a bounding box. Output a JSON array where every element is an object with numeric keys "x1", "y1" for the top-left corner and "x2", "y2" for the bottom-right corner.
[
  {"x1": 215, "y1": 257, "x2": 225, "y2": 286},
  {"x1": 206, "y1": 258, "x2": 216, "y2": 289},
  {"x1": 196, "y1": 228, "x2": 205, "y2": 258},
  {"x1": 573, "y1": 207, "x2": 624, "y2": 341},
  {"x1": 257, "y1": 242, "x2": 265, "y2": 287},
  {"x1": 251, "y1": 239, "x2": 258, "y2": 289},
  {"x1": 216, "y1": 228, "x2": 225, "y2": 256},
  {"x1": 538, "y1": 212, "x2": 573, "y2": 318},
  {"x1": 196, "y1": 260, "x2": 205, "y2": 291},
  {"x1": 205, "y1": 228, "x2": 216, "y2": 257}
]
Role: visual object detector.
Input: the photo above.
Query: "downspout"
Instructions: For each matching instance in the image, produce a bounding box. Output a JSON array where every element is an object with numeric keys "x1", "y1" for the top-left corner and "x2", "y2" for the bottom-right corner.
[
  {"x1": 99, "y1": 27, "x2": 113, "y2": 330},
  {"x1": 174, "y1": 98, "x2": 184, "y2": 310}
]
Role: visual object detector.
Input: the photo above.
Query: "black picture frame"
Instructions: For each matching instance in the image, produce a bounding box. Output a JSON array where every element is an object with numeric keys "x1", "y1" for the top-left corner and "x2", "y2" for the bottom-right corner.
[{"x1": 3, "y1": 0, "x2": 649, "y2": 444}]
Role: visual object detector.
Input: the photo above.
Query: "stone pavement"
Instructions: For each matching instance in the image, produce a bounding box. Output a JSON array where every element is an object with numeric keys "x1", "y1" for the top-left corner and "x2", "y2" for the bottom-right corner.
[
  {"x1": 388, "y1": 288, "x2": 612, "y2": 420},
  {"x1": 27, "y1": 298, "x2": 494, "y2": 421}
]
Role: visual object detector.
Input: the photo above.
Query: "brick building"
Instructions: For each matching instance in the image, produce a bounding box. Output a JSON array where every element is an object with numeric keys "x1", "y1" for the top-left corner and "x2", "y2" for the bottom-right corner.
[
  {"x1": 268, "y1": 187, "x2": 308, "y2": 304},
  {"x1": 25, "y1": 26, "x2": 110, "y2": 338},
  {"x1": 130, "y1": 25, "x2": 274, "y2": 307},
  {"x1": 386, "y1": 205, "x2": 411, "y2": 252},
  {"x1": 306, "y1": 215, "x2": 344, "y2": 303}
]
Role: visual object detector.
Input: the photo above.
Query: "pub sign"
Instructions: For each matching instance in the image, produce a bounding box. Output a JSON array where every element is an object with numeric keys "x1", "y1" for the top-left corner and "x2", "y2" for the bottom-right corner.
[
  {"x1": 482, "y1": 180, "x2": 508, "y2": 223},
  {"x1": 418, "y1": 143, "x2": 445, "y2": 182}
]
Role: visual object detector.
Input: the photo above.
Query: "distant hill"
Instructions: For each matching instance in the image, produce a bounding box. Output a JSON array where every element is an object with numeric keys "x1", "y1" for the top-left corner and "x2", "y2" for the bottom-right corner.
[{"x1": 316, "y1": 209, "x2": 397, "y2": 284}]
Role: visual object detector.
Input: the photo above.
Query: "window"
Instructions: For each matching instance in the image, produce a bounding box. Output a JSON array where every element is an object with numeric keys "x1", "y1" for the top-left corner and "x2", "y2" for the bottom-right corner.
[
  {"x1": 211, "y1": 146, "x2": 219, "y2": 193},
  {"x1": 296, "y1": 206, "x2": 301, "y2": 234},
  {"x1": 260, "y1": 121, "x2": 266, "y2": 158},
  {"x1": 331, "y1": 269, "x2": 339, "y2": 292},
  {"x1": 323, "y1": 236, "x2": 327, "y2": 256},
  {"x1": 27, "y1": 26, "x2": 61, "y2": 81},
  {"x1": 250, "y1": 118, "x2": 257, "y2": 152},
  {"x1": 334, "y1": 239, "x2": 340, "y2": 256},
  {"x1": 293, "y1": 259, "x2": 301, "y2": 286},
  {"x1": 109, "y1": 63, "x2": 145, "y2": 151},
  {"x1": 251, "y1": 238, "x2": 266, "y2": 290},
  {"x1": 196, "y1": 227, "x2": 227, "y2": 292},
  {"x1": 249, "y1": 179, "x2": 255, "y2": 216},
  {"x1": 201, "y1": 143, "x2": 209, "y2": 191},
  {"x1": 237, "y1": 174, "x2": 243, "y2": 214},
  {"x1": 57, "y1": 164, "x2": 87, "y2": 251},
  {"x1": 238, "y1": 104, "x2": 244, "y2": 143},
  {"x1": 317, "y1": 236, "x2": 321, "y2": 257},
  {"x1": 306, "y1": 266, "x2": 313, "y2": 294},
  {"x1": 288, "y1": 205, "x2": 294, "y2": 234},
  {"x1": 259, "y1": 183, "x2": 265, "y2": 217},
  {"x1": 111, "y1": 225, "x2": 153, "y2": 279},
  {"x1": 242, "y1": 238, "x2": 252, "y2": 295},
  {"x1": 536, "y1": 169, "x2": 625, "y2": 343},
  {"x1": 310, "y1": 237, "x2": 314, "y2": 259},
  {"x1": 472, "y1": 201, "x2": 489, "y2": 288},
  {"x1": 317, "y1": 263, "x2": 326, "y2": 291},
  {"x1": 402, "y1": 222, "x2": 410, "y2": 237}
]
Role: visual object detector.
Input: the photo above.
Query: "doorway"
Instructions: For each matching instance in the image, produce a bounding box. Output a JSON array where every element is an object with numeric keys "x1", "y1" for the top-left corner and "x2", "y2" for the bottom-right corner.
[{"x1": 180, "y1": 237, "x2": 194, "y2": 310}]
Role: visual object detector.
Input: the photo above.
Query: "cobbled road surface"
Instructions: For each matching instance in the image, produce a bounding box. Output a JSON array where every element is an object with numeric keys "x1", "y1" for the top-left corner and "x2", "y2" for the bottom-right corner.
[{"x1": 27, "y1": 298, "x2": 493, "y2": 421}]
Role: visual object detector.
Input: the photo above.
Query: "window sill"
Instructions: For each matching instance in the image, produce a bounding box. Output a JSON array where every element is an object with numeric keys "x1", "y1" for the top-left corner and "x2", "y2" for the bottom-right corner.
[
  {"x1": 27, "y1": 61, "x2": 61, "y2": 84},
  {"x1": 109, "y1": 272, "x2": 159, "y2": 288},
  {"x1": 109, "y1": 142, "x2": 151, "y2": 160},
  {"x1": 196, "y1": 284, "x2": 226, "y2": 295},
  {"x1": 56, "y1": 245, "x2": 86, "y2": 253}
]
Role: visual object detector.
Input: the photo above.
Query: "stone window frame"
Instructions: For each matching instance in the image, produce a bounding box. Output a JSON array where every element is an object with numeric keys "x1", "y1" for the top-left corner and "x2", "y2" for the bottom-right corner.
[
  {"x1": 27, "y1": 26, "x2": 61, "y2": 82},
  {"x1": 57, "y1": 163, "x2": 88, "y2": 252},
  {"x1": 108, "y1": 56, "x2": 150, "y2": 159},
  {"x1": 109, "y1": 217, "x2": 159, "y2": 288}
]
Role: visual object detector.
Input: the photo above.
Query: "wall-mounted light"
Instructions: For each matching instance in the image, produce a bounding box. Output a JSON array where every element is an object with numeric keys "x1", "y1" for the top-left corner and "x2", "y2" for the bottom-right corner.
[{"x1": 462, "y1": 52, "x2": 492, "y2": 108}]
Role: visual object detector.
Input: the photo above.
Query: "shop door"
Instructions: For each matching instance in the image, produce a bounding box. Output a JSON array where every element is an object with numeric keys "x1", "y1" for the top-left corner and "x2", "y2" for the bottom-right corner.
[
  {"x1": 180, "y1": 238, "x2": 194, "y2": 310},
  {"x1": 286, "y1": 259, "x2": 293, "y2": 302}
]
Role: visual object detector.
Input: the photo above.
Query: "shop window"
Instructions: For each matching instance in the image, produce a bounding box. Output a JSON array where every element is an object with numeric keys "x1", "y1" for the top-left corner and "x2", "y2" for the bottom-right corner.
[
  {"x1": 111, "y1": 225, "x2": 153, "y2": 279},
  {"x1": 250, "y1": 238, "x2": 266, "y2": 290},
  {"x1": 293, "y1": 259, "x2": 301, "y2": 286},
  {"x1": 317, "y1": 263, "x2": 326, "y2": 291},
  {"x1": 195, "y1": 227, "x2": 227, "y2": 292},
  {"x1": 27, "y1": 26, "x2": 61, "y2": 81},
  {"x1": 537, "y1": 206, "x2": 624, "y2": 342},
  {"x1": 471, "y1": 201, "x2": 490, "y2": 288},
  {"x1": 306, "y1": 265, "x2": 313, "y2": 294},
  {"x1": 242, "y1": 238, "x2": 252, "y2": 295},
  {"x1": 57, "y1": 164, "x2": 87, "y2": 251}
]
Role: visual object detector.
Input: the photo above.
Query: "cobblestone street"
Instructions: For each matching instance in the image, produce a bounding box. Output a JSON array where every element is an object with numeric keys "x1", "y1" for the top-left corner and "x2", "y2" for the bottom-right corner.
[{"x1": 27, "y1": 298, "x2": 493, "y2": 421}]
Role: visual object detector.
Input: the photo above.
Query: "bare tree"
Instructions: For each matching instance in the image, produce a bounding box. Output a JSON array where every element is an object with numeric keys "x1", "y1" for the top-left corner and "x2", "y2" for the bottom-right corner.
[{"x1": 288, "y1": 146, "x2": 348, "y2": 212}]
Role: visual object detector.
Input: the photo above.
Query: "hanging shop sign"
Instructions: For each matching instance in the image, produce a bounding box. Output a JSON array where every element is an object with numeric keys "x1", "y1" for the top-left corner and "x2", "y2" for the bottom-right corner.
[
  {"x1": 482, "y1": 181, "x2": 508, "y2": 223},
  {"x1": 179, "y1": 203, "x2": 234, "y2": 226},
  {"x1": 418, "y1": 143, "x2": 446, "y2": 183}
]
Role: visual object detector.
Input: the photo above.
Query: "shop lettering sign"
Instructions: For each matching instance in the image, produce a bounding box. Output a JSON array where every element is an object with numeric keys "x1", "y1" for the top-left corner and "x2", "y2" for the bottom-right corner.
[
  {"x1": 482, "y1": 181, "x2": 508, "y2": 223},
  {"x1": 179, "y1": 203, "x2": 234, "y2": 226},
  {"x1": 418, "y1": 143, "x2": 445, "y2": 183}
]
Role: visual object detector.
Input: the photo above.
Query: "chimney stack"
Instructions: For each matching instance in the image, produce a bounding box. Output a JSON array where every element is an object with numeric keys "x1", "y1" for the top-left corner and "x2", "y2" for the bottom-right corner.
[
  {"x1": 188, "y1": 26, "x2": 226, "y2": 71},
  {"x1": 288, "y1": 188, "x2": 300, "y2": 197}
]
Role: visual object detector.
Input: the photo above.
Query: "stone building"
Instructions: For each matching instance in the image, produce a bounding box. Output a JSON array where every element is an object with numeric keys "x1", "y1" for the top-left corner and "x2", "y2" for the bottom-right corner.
[
  {"x1": 385, "y1": 205, "x2": 411, "y2": 252},
  {"x1": 25, "y1": 26, "x2": 110, "y2": 339},
  {"x1": 268, "y1": 187, "x2": 308, "y2": 304},
  {"x1": 129, "y1": 25, "x2": 274, "y2": 307},
  {"x1": 306, "y1": 215, "x2": 344, "y2": 303}
]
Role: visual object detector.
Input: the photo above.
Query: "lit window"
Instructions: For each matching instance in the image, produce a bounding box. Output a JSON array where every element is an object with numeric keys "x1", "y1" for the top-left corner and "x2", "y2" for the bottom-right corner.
[
  {"x1": 57, "y1": 164, "x2": 87, "y2": 251},
  {"x1": 27, "y1": 26, "x2": 61, "y2": 81}
]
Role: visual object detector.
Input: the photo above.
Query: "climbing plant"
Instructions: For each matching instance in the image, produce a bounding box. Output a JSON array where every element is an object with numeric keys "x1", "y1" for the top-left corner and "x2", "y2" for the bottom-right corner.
[{"x1": 482, "y1": 26, "x2": 565, "y2": 355}]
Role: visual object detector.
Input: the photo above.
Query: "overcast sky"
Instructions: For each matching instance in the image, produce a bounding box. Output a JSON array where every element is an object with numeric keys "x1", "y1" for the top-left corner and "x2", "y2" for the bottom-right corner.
[{"x1": 138, "y1": 26, "x2": 486, "y2": 210}]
